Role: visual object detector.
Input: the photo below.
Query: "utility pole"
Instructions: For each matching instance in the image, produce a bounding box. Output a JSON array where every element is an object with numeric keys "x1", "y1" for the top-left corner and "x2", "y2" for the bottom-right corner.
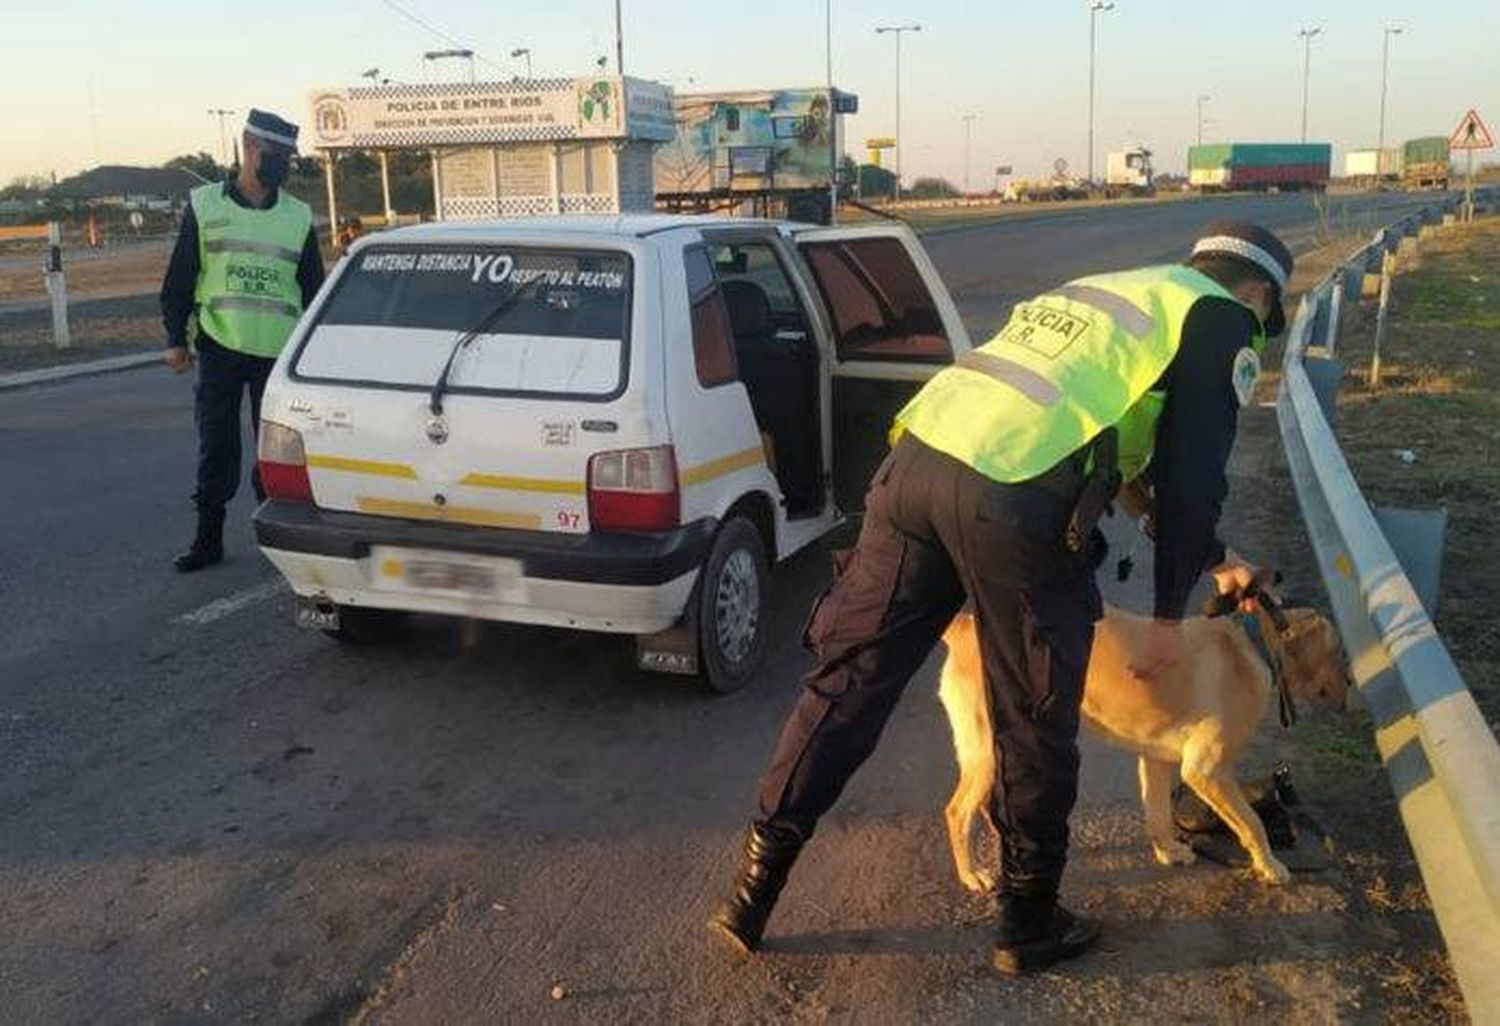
[
  {"x1": 615, "y1": 0, "x2": 625, "y2": 75},
  {"x1": 1196, "y1": 94, "x2": 1210, "y2": 148},
  {"x1": 1088, "y1": 1, "x2": 1115, "y2": 185},
  {"x1": 1377, "y1": 26, "x2": 1403, "y2": 174},
  {"x1": 875, "y1": 23, "x2": 921, "y2": 202},
  {"x1": 1298, "y1": 27, "x2": 1321, "y2": 143},
  {"x1": 963, "y1": 114, "x2": 979, "y2": 193},
  {"x1": 207, "y1": 108, "x2": 237, "y2": 170}
]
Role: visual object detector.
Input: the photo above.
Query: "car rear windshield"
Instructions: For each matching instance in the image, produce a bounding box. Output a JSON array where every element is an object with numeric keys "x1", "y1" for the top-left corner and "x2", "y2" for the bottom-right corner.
[{"x1": 292, "y1": 245, "x2": 632, "y2": 401}]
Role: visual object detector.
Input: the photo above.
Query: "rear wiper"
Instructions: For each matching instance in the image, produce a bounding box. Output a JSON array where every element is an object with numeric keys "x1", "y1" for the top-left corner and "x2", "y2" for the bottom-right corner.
[{"x1": 428, "y1": 281, "x2": 535, "y2": 416}]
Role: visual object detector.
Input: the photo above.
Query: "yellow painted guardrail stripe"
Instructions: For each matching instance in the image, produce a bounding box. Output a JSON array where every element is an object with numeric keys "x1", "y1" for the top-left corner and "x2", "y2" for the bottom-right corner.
[
  {"x1": 307, "y1": 454, "x2": 417, "y2": 479},
  {"x1": 356, "y1": 496, "x2": 541, "y2": 530},
  {"x1": 680, "y1": 445, "x2": 765, "y2": 486},
  {"x1": 460, "y1": 472, "x2": 586, "y2": 495}
]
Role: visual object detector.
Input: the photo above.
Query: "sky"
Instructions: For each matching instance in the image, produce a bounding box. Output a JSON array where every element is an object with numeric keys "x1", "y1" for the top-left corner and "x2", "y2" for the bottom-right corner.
[{"x1": 3, "y1": 0, "x2": 1497, "y2": 187}]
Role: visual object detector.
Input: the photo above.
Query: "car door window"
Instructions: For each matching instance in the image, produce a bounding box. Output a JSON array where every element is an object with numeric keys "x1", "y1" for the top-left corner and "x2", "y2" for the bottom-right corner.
[
  {"x1": 685, "y1": 247, "x2": 737, "y2": 387},
  {"x1": 799, "y1": 236, "x2": 953, "y2": 363}
]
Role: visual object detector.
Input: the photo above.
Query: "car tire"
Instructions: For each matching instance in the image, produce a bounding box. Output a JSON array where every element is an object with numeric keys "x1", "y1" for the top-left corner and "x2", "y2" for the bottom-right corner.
[
  {"x1": 322, "y1": 605, "x2": 406, "y2": 645},
  {"x1": 697, "y1": 516, "x2": 770, "y2": 694}
]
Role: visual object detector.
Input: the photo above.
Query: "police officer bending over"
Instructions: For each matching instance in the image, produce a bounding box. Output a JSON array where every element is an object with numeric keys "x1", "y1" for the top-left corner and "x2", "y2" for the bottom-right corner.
[
  {"x1": 710, "y1": 221, "x2": 1295, "y2": 975},
  {"x1": 161, "y1": 109, "x2": 324, "y2": 572}
]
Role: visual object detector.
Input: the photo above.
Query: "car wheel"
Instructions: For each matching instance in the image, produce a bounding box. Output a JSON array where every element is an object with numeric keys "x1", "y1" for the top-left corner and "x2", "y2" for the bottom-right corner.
[
  {"x1": 697, "y1": 516, "x2": 770, "y2": 694},
  {"x1": 322, "y1": 605, "x2": 407, "y2": 645}
]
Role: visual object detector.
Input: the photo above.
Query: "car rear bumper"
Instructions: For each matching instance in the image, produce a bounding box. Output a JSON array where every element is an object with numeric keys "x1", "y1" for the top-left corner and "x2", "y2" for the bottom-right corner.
[{"x1": 253, "y1": 500, "x2": 712, "y2": 633}]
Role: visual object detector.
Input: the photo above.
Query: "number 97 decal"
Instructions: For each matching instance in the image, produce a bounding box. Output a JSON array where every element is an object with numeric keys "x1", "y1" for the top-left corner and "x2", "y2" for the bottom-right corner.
[{"x1": 556, "y1": 509, "x2": 583, "y2": 530}]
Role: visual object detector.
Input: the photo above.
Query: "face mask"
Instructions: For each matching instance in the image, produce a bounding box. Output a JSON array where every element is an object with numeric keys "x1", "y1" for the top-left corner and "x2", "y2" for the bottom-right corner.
[{"x1": 257, "y1": 150, "x2": 291, "y2": 189}]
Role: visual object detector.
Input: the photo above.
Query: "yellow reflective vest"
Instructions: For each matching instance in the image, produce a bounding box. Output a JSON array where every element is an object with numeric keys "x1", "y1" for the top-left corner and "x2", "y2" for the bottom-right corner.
[
  {"x1": 191, "y1": 183, "x2": 313, "y2": 358},
  {"x1": 894, "y1": 265, "x2": 1263, "y2": 484}
]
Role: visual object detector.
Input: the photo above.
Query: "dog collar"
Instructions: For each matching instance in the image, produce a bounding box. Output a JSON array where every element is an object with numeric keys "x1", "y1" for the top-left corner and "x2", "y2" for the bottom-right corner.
[{"x1": 1238, "y1": 612, "x2": 1297, "y2": 728}]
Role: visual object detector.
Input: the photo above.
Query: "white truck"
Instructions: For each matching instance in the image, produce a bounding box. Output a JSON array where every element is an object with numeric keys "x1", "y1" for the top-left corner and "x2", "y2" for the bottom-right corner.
[{"x1": 1105, "y1": 148, "x2": 1154, "y2": 198}]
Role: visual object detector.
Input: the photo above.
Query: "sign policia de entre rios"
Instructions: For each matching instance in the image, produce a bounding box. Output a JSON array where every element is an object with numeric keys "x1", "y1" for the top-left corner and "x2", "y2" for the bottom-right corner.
[{"x1": 308, "y1": 77, "x2": 676, "y2": 150}]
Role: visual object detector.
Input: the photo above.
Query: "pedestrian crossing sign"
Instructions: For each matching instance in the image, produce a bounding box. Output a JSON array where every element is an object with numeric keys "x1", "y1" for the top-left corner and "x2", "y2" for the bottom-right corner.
[{"x1": 1450, "y1": 109, "x2": 1494, "y2": 150}]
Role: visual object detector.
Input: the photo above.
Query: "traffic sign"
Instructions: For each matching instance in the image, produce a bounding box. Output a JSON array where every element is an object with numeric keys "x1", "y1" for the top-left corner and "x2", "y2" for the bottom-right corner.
[{"x1": 1450, "y1": 108, "x2": 1494, "y2": 151}]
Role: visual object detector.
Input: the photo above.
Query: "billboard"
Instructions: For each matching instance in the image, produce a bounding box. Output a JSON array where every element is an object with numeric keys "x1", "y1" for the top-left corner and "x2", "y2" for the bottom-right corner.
[
  {"x1": 307, "y1": 76, "x2": 675, "y2": 150},
  {"x1": 655, "y1": 88, "x2": 853, "y2": 195}
]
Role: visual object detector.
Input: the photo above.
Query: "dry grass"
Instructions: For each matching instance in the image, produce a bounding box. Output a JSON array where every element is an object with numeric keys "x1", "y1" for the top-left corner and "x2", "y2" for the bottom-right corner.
[{"x1": 1334, "y1": 217, "x2": 1500, "y2": 726}]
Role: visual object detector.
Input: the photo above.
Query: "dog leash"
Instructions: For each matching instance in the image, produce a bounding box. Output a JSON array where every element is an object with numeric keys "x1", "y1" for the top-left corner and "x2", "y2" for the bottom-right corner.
[
  {"x1": 1237, "y1": 611, "x2": 1297, "y2": 728},
  {"x1": 1205, "y1": 574, "x2": 1298, "y2": 728}
]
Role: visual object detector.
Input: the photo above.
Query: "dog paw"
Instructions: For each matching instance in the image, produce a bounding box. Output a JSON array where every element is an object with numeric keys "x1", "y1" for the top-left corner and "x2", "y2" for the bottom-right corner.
[
  {"x1": 1152, "y1": 840, "x2": 1198, "y2": 866},
  {"x1": 959, "y1": 868, "x2": 996, "y2": 894},
  {"x1": 1255, "y1": 857, "x2": 1292, "y2": 885}
]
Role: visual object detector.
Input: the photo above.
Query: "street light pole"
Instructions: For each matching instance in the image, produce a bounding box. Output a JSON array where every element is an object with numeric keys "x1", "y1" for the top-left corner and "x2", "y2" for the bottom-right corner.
[
  {"x1": 1088, "y1": 1, "x2": 1114, "y2": 186},
  {"x1": 1298, "y1": 27, "x2": 1321, "y2": 143},
  {"x1": 1377, "y1": 26, "x2": 1403, "y2": 173},
  {"x1": 207, "y1": 108, "x2": 237, "y2": 169},
  {"x1": 826, "y1": 0, "x2": 837, "y2": 224},
  {"x1": 875, "y1": 23, "x2": 921, "y2": 202},
  {"x1": 424, "y1": 49, "x2": 476, "y2": 84},
  {"x1": 963, "y1": 114, "x2": 979, "y2": 193},
  {"x1": 511, "y1": 48, "x2": 533, "y2": 79},
  {"x1": 1196, "y1": 94, "x2": 1210, "y2": 148}
]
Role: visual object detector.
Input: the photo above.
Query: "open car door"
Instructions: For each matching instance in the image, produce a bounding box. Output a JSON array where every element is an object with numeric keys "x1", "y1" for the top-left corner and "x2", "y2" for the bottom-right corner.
[{"x1": 793, "y1": 222, "x2": 973, "y2": 511}]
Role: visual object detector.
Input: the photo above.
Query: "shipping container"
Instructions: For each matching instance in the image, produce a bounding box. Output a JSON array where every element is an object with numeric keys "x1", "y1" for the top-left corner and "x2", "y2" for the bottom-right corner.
[
  {"x1": 1402, "y1": 136, "x2": 1450, "y2": 189},
  {"x1": 1187, "y1": 143, "x2": 1331, "y2": 191}
]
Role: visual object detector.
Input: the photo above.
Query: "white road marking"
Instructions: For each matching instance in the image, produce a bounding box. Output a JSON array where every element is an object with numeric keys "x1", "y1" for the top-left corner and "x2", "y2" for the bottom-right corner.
[{"x1": 175, "y1": 578, "x2": 287, "y2": 626}]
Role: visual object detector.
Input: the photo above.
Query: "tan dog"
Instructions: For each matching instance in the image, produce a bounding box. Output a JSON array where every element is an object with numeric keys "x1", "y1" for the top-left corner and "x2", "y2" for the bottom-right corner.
[{"x1": 938, "y1": 598, "x2": 1347, "y2": 890}]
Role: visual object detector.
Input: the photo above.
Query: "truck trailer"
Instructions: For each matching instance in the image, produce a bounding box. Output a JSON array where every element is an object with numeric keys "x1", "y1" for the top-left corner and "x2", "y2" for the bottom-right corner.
[
  {"x1": 1188, "y1": 143, "x2": 1331, "y2": 192},
  {"x1": 1402, "y1": 136, "x2": 1450, "y2": 190}
]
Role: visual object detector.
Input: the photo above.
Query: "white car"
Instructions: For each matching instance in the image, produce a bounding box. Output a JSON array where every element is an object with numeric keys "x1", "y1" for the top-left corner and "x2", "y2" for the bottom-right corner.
[{"x1": 253, "y1": 214, "x2": 972, "y2": 692}]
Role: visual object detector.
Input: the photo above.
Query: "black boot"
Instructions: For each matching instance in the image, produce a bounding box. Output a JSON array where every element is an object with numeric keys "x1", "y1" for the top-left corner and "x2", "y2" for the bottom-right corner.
[
  {"x1": 708, "y1": 822, "x2": 805, "y2": 954},
  {"x1": 173, "y1": 507, "x2": 225, "y2": 572},
  {"x1": 991, "y1": 891, "x2": 1101, "y2": 976}
]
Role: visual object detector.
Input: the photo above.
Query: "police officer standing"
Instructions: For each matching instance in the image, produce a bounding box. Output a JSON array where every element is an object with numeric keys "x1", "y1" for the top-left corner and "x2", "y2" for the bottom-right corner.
[
  {"x1": 161, "y1": 109, "x2": 324, "y2": 571},
  {"x1": 710, "y1": 221, "x2": 1295, "y2": 974}
]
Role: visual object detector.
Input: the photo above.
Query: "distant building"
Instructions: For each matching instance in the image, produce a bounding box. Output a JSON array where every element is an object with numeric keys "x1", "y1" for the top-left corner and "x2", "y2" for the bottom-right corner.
[{"x1": 50, "y1": 165, "x2": 206, "y2": 211}]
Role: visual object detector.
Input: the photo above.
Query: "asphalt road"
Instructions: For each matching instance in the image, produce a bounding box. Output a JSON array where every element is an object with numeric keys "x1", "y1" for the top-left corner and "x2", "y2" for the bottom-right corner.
[{"x1": 0, "y1": 192, "x2": 1446, "y2": 1023}]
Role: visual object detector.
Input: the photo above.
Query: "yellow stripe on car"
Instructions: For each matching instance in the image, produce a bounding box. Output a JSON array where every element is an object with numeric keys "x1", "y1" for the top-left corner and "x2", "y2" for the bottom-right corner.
[
  {"x1": 680, "y1": 446, "x2": 765, "y2": 487},
  {"x1": 356, "y1": 497, "x2": 541, "y2": 530},
  {"x1": 460, "y1": 472, "x2": 586, "y2": 495},
  {"x1": 306, "y1": 454, "x2": 418, "y2": 479}
]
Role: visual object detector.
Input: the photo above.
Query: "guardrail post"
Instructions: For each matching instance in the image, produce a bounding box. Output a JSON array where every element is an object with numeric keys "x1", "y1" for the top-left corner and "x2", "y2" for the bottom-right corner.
[
  {"x1": 1369, "y1": 250, "x2": 1394, "y2": 388},
  {"x1": 1325, "y1": 271, "x2": 1344, "y2": 356},
  {"x1": 43, "y1": 221, "x2": 70, "y2": 350}
]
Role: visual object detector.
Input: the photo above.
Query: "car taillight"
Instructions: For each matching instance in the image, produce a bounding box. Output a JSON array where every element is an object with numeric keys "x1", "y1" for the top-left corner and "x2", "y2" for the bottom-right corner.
[
  {"x1": 587, "y1": 445, "x2": 679, "y2": 532},
  {"x1": 257, "y1": 420, "x2": 313, "y2": 503}
]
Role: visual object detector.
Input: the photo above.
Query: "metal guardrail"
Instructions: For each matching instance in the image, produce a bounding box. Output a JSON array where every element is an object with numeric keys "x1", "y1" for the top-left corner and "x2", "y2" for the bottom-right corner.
[{"x1": 1276, "y1": 187, "x2": 1500, "y2": 1022}]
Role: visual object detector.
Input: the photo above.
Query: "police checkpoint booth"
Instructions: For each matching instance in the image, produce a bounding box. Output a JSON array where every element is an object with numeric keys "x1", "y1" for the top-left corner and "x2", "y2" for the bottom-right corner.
[{"x1": 306, "y1": 76, "x2": 676, "y2": 238}]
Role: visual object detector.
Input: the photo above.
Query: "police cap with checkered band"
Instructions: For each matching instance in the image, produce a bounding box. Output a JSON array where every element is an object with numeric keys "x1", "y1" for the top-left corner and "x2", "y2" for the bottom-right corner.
[{"x1": 1189, "y1": 220, "x2": 1295, "y2": 337}]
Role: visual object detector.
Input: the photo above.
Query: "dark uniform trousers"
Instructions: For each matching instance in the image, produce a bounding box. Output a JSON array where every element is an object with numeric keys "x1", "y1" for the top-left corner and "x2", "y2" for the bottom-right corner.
[
  {"x1": 193, "y1": 334, "x2": 275, "y2": 512},
  {"x1": 757, "y1": 434, "x2": 1103, "y2": 892}
]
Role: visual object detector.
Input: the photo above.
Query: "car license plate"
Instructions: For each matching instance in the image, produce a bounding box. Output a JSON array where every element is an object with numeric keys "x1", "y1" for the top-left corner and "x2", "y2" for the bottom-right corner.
[
  {"x1": 405, "y1": 560, "x2": 498, "y2": 593},
  {"x1": 295, "y1": 598, "x2": 340, "y2": 631},
  {"x1": 373, "y1": 547, "x2": 522, "y2": 596}
]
